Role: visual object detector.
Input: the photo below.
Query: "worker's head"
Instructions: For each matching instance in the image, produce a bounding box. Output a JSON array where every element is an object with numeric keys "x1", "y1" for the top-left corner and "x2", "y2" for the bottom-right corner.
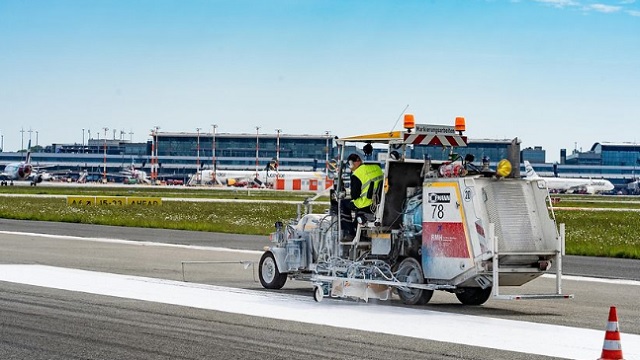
[{"x1": 347, "y1": 153, "x2": 362, "y2": 171}]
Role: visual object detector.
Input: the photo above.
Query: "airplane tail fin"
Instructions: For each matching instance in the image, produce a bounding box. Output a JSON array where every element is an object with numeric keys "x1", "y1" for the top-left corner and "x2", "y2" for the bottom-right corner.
[
  {"x1": 523, "y1": 160, "x2": 539, "y2": 179},
  {"x1": 26, "y1": 140, "x2": 32, "y2": 164}
]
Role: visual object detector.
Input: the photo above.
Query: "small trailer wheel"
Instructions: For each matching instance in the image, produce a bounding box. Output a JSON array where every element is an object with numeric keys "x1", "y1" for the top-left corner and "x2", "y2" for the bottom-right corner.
[{"x1": 314, "y1": 286, "x2": 324, "y2": 302}]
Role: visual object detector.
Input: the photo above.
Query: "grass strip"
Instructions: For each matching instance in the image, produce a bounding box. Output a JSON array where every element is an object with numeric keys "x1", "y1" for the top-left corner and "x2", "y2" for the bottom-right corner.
[{"x1": 0, "y1": 195, "x2": 638, "y2": 259}]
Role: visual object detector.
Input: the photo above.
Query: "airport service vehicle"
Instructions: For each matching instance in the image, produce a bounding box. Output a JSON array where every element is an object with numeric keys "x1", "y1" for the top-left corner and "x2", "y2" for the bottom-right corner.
[{"x1": 258, "y1": 115, "x2": 572, "y2": 305}]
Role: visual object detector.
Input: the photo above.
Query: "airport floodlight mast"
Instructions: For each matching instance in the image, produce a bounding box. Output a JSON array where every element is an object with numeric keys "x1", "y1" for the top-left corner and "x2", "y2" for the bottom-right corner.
[
  {"x1": 275, "y1": 129, "x2": 281, "y2": 179},
  {"x1": 325, "y1": 130, "x2": 331, "y2": 180},
  {"x1": 150, "y1": 126, "x2": 160, "y2": 181},
  {"x1": 255, "y1": 126, "x2": 260, "y2": 178},
  {"x1": 149, "y1": 129, "x2": 155, "y2": 181},
  {"x1": 196, "y1": 127, "x2": 201, "y2": 169},
  {"x1": 102, "y1": 127, "x2": 109, "y2": 182},
  {"x1": 211, "y1": 124, "x2": 217, "y2": 174},
  {"x1": 82, "y1": 128, "x2": 85, "y2": 153},
  {"x1": 20, "y1": 128, "x2": 25, "y2": 159}
]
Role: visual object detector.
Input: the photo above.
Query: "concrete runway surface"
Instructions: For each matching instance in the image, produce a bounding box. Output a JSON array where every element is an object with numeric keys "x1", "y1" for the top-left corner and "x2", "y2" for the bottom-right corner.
[{"x1": 0, "y1": 219, "x2": 639, "y2": 359}]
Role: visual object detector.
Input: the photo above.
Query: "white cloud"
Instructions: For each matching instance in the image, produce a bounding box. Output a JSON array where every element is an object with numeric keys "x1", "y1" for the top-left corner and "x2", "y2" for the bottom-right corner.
[
  {"x1": 619, "y1": 0, "x2": 636, "y2": 4},
  {"x1": 587, "y1": 3, "x2": 623, "y2": 12},
  {"x1": 534, "y1": 0, "x2": 581, "y2": 7},
  {"x1": 627, "y1": 9, "x2": 640, "y2": 15}
]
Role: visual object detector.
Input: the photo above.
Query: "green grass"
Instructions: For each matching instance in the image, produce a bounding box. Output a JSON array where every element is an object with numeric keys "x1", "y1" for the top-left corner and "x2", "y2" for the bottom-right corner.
[
  {"x1": 0, "y1": 197, "x2": 328, "y2": 235},
  {"x1": 0, "y1": 184, "x2": 323, "y2": 201},
  {"x1": 0, "y1": 191, "x2": 639, "y2": 259},
  {"x1": 555, "y1": 210, "x2": 640, "y2": 259}
]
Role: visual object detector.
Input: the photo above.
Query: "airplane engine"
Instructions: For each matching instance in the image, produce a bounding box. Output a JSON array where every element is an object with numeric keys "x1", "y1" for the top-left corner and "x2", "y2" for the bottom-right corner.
[
  {"x1": 18, "y1": 164, "x2": 33, "y2": 179},
  {"x1": 584, "y1": 185, "x2": 595, "y2": 194},
  {"x1": 30, "y1": 174, "x2": 43, "y2": 186}
]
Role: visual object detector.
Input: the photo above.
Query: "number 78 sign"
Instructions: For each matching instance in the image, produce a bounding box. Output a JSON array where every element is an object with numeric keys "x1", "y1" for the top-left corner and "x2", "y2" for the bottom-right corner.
[{"x1": 422, "y1": 183, "x2": 471, "y2": 259}]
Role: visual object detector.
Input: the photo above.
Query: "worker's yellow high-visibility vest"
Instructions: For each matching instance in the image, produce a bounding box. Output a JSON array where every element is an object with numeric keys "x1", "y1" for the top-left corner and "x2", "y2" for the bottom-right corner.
[{"x1": 352, "y1": 164, "x2": 383, "y2": 209}]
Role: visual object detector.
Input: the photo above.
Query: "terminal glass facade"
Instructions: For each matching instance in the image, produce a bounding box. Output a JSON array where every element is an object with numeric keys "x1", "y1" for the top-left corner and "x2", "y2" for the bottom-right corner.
[{"x1": 412, "y1": 139, "x2": 514, "y2": 163}]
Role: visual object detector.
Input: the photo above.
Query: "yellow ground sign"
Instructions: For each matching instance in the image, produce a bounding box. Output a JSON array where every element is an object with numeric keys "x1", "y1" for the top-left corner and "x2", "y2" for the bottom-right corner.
[
  {"x1": 126, "y1": 197, "x2": 162, "y2": 206},
  {"x1": 66, "y1": 196, "x2": 162, "y2": 206},
  {"x1": 96, "y1": 196, "x2": 126, "y2": 206},
  {"x1": 66, "y1": 196, "x2": 96, "y2": 206}
]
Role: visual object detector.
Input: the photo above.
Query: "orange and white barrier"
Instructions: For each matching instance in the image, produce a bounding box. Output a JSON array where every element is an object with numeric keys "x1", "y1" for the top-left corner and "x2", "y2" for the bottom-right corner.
[{"x1": 274, "y1": 178, "x2": 333, "y2": 191}]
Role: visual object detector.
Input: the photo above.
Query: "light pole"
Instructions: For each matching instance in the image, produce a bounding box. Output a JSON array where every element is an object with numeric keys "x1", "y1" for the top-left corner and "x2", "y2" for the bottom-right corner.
[
  {"x1": 196, "y1": 127, "x2": 201, "y2": 170},
  {"x1": 211, "y1": 124, "x2": 217, "y2": 175},
  {"x1": 275, "y1": 129, "x2": 281, "y2": 180},
  {"x1": 20, "y1": 128, "x2": 25, "y2": 157},
  {"x1": 255, "y1": 126, "x2": 260, "y2": 179},
  {"x1": 102, "y1": 127, "x2": 109, "y2": 182},
  {"x1": 150, "y1": 126, "x2": 160, "y2": 181},
  {"x1": 82, "y1": 128, "x2": 85, "y2": 153},
  {"x1": 325, "y1": 130, "x2": 331, "y2": 180},
  {"x1": 36, "y1": 131, "x2": 39, "y2": 147}
]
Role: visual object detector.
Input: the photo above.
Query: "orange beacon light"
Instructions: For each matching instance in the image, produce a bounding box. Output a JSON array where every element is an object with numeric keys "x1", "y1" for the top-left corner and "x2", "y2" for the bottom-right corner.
[{"x1": 403, "y1": 114, "x2": 415, "y2": 130}]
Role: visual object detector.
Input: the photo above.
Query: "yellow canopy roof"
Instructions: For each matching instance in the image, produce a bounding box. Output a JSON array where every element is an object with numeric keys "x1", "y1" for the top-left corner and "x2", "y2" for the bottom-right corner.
[{"x1": 338, "y1": 131, "x2": 402, "y2": 143}]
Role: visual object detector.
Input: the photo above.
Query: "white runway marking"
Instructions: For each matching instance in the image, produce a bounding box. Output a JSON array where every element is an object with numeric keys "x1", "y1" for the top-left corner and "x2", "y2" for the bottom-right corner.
[
  {"x1": 1, "y1": 265, "x2": 639, "y2": 359},
  {"x1": 0, "y1": 230, "x2": 263, "y2": 255}
]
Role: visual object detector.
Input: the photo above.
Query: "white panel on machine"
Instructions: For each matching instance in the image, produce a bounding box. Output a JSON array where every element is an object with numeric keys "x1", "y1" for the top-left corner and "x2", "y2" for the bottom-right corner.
[{"x1": 421, "y1": 181, "x2": 475, "y2": 280}]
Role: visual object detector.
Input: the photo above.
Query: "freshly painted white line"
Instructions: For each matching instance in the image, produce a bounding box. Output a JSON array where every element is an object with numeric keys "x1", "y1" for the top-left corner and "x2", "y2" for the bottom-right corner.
[
  {"x1": 553, "y1": 207, "x2": 640, "y2": 212},
  {"x1": 1, "y1": 265, "x2": 639, "y2": 360},
  {"x1": 543, "y1": 273, "x2": 640, "y2": 287},
  {"x1": 2, "y1": 230, "x2": 639, "y2": 286},
  {"x1": 0, "y1": 230, "x2": 263, "y2": 255},
  {"x1": 0, "y1": 193, "x2": 328, "y2": 205}
]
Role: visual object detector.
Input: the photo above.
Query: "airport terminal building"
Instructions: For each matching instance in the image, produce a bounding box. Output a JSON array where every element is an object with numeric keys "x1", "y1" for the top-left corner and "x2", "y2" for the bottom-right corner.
[{"x1": 1, "y1": 131, "x2": 639, "y2": 190}]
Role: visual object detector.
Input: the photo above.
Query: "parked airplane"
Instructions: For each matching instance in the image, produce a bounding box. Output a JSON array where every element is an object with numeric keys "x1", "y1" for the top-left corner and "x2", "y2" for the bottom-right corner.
[
  {"x1": 523, "y1": 161, "x2": 614, "y2": 194},
  {"x1": 188, "y1": 168, "x2": 328, "y2": 187},
  {"x1": 120, "y1": 164, "x2": 150, "y2": 184},
  {"x1": 0, "y1": 144, "x2": 46, "y2": 186}
]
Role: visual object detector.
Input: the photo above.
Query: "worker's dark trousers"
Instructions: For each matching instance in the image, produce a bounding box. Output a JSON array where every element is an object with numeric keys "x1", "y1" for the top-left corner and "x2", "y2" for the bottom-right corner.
[{"x1": 333, "y1": 199, "x2": 354, "y2": 237}]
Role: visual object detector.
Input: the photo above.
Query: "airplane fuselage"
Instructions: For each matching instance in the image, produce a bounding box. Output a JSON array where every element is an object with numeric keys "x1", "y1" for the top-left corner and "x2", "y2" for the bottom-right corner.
[
  {"x1": 523, "y1": 160, "x2": 614, "y2": 194},
  {"x1": 191, "y1": 169, "x2": 326, "y2": 186},
  {"x1": 539, "y1": 177, "x2": 615, "y2": 194},
  {"x1": 1, "y1": 162, "x2": 32, "y2": 182}
]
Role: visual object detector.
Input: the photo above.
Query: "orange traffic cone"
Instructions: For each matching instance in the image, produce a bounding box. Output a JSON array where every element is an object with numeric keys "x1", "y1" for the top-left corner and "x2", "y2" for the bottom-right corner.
[{"x1": 598, "y1": 306, "x2": 624, "y2": 360}]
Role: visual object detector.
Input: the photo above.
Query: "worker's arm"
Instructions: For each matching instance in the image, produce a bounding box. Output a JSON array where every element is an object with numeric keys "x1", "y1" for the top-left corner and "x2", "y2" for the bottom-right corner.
[{"x1": 350, "y1": 175, "x2": 362, "y2": 201}]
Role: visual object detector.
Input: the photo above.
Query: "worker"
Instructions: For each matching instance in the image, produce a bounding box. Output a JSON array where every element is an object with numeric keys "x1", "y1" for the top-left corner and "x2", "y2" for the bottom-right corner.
[{"x1": 339, "y1": 153, "x2": 384, "y2": 241}]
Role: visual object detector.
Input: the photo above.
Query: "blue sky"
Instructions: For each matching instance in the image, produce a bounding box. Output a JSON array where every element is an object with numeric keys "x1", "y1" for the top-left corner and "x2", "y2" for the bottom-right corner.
[{"x1": 1, "y1": 0, "x2": 639, "y2": 162}]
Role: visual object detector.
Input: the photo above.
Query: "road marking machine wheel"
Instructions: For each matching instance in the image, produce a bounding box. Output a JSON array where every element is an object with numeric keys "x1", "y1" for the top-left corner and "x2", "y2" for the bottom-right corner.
[
  {"x1": 455, "y1": 287, "x2": 492, "y2": 306},
  {"x1": 396, "y1": 257, "x2": 433, "y2": 305},
  {"x1": 258, "y1": 252, "x2": 287, "y2": 289}
]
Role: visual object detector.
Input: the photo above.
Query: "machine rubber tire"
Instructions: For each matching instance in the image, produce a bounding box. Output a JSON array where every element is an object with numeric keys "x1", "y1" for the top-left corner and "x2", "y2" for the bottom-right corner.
[
  {"x1": 258, "y1": 252, "x2": 287, "y2": 289},
  {"x1": 313, "y1": 286, "x2": 324, "y2": 302},
  {"x1": 455, "y1": 287, "x2": 492, "y2": 305},
  {"x1": 396, "y1": 257, "x2": 432, "y2": 305}
]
